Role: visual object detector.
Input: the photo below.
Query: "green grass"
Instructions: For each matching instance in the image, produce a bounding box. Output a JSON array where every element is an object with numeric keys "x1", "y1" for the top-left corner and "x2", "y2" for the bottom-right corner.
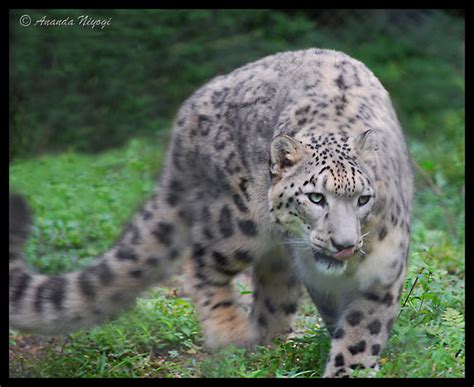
[
  {"x1": 29, "y1": 288, "x2": 200, "y2": 378},
  {"x1": 10, "y1": 135, "x2": 168, "y2": 274},
  {"x1": 9, "y1": 120, "x2": 465, "y2": 377}
]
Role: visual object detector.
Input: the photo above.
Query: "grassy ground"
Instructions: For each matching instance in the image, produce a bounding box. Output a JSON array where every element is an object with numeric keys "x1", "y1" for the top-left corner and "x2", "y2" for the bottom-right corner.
[{"x1": 9, "y1": 113, "x2": 465, "y2": 377}]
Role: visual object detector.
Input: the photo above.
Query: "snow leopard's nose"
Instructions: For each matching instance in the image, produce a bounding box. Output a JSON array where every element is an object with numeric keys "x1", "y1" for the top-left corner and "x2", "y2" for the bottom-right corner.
[
  {"x1": 330, "y1": 238, "x2": 355, "y2": 252},
  {"x1": 330, "y1": 238, "x2": 356, "y2": 260}
]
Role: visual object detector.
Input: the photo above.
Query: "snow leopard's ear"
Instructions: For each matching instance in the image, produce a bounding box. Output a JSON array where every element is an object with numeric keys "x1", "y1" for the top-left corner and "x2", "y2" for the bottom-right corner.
[
  {"x1": 353, "y1": 129, "x2": 379, "y2": 169},
  {"x1": 353, "y1": 129, "x2": 379, "y2": 153},
  {"x1": 270, "y1": 135, "x2": 304, "y2": 178}
]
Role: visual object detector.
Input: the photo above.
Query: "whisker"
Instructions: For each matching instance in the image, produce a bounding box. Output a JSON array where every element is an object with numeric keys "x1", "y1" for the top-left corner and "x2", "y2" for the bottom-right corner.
[{"x1": 281, "y1": 241, "x2": 308, "y2": 245}]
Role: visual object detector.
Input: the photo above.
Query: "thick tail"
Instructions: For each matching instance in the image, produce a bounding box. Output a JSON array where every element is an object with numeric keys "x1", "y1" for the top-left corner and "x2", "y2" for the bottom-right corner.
[{"x1": 9, "y1": 192, "x2": 190, "y2": 335}]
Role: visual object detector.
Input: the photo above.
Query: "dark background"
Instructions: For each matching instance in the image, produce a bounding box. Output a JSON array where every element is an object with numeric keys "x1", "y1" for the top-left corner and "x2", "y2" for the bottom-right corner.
[{"x1": 9, "y1": 9, "x2": 464, "y2": 158}]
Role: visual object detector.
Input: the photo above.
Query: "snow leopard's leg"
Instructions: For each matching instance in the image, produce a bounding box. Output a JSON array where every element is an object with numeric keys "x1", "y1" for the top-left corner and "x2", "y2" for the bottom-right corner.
[
  {"x1": 186, "y1": 238, "x2": 258, "y2": 349},
  {"x1": 321, "y1": 251, "x2": 408, "y2": 377},
  {"x1": 9, "y1": 161, "x2": 192, "y2": 335},
  {"x1": 184, "y1": 192, "x2": 273, "y2": 350},
  {"x1": 250, "y1": 252, "x2": 302, "y2": 344}
]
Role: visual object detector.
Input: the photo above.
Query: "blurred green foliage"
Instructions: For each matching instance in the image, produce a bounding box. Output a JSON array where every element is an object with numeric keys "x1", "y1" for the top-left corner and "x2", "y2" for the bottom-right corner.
[{"x1": 10, "y1": 9, "x2": 464, "y2": 159}]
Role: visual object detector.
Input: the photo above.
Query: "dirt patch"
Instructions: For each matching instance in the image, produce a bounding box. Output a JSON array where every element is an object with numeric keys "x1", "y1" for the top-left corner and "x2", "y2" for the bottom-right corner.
[{"x1": 9, "y1": 334, "x2": 68, "y2": 377}]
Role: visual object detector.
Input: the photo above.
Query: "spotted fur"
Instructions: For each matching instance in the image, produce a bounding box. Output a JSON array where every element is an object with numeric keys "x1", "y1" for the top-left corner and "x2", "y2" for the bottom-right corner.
[{"x1": 9, "y1": 48, "x2": 413, "y2": 377}]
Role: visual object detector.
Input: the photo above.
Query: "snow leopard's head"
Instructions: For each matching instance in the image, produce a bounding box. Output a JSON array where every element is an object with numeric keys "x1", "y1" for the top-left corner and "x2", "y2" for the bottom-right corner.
[{"x1": 268, "y1": 132, "x2": 378, "y2": 274}]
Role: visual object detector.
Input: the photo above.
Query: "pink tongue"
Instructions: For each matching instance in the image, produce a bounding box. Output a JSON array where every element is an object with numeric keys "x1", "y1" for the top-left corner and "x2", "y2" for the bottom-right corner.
[{"x1": 333, "y1": 248, "x2": 354, "y2": 259}]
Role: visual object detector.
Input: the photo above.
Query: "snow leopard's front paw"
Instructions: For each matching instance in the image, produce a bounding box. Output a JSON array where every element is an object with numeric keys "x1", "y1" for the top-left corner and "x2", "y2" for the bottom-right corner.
[{"x1": 323, "y1": 357, "x2": 380, "y2": 378}]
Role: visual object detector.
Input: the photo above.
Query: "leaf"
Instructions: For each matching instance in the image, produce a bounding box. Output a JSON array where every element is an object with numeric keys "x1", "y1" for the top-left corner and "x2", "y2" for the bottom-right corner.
[{"x1": 441, "y1": 308, "x2": 464, "y2": 329}]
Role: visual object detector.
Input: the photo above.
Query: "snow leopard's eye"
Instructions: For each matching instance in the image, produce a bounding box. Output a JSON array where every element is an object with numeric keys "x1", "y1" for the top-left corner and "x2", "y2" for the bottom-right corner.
[
  {"x1": 308, "y1": 193, "x2": 326, "y2": 206},
  {"x1": 358, "y1": 195, "x2": 371, "y2": 207}
]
